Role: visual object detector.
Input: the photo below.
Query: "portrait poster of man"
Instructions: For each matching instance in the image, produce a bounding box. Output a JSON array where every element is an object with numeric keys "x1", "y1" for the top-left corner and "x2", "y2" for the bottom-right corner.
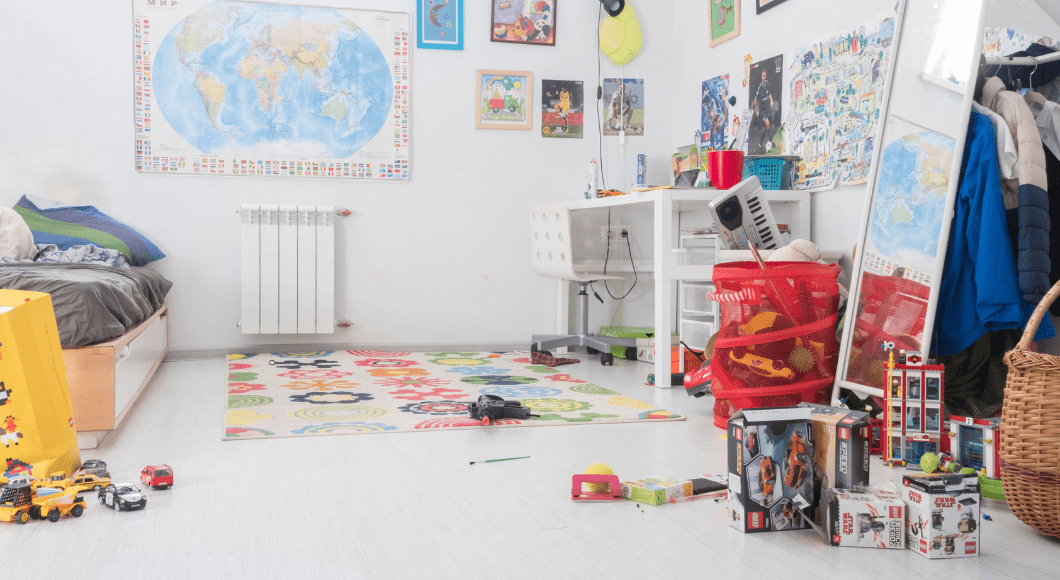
[{"x1": 748, "y1": 54, "x2": 783, "y2": 155}]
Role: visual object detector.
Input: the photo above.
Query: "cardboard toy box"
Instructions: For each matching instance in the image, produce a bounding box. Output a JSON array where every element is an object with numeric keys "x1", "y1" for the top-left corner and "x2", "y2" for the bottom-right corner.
[
  {"x1": 822, "y1": 488, "x2": 905, "y2": 549},
  {"x1": 621, "y1": 476, "x2": 693, "y2": 505},
  {"x1": 727, "y1": 407, "x2": 816, "y2": 533},
  {"x1": 903, "y1": 472, "x2": 980, "y2": 559},
  {"x1": 797, "y1": 403, "x2": 871, "y2": 524}
]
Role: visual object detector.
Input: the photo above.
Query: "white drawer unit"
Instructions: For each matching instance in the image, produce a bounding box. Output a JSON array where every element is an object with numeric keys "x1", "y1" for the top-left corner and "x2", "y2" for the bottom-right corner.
[{"x1": 680, "y1": 319, "x2": 715, "y2": 351}]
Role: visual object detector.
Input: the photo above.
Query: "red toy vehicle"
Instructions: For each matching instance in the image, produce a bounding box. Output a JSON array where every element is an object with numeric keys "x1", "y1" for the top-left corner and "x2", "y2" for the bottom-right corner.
[
  {"x1": 140, "y1": 465, "x2": 173, "y2": 489},
  {"x1": 785, "y1": 432, "x2": 809, "y2": 488}
]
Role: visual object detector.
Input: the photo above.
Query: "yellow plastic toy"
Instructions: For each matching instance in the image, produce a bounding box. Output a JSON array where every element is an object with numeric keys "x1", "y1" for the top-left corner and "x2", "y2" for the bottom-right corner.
[{"x1": 584, "y1": 463, "x2": 615, "y2": 492}]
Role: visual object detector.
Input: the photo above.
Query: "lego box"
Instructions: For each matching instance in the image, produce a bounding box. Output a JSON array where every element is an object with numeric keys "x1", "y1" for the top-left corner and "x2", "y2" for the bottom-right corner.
[
  {"x1": 621, "y1": 477, "x2": 693, "y2": 506},
  {"x1": 903, "y1": 473, "x2": 980, "y2": 559},
  {"x1": 798, "y1": 403, "x2": 871, "y2": 524},
  {"x1": 822, "y1": 487, "x2": 905, "y2": 549},
  {"x1": 727, "y1": 407, "x2": 816, "y2": 533}
]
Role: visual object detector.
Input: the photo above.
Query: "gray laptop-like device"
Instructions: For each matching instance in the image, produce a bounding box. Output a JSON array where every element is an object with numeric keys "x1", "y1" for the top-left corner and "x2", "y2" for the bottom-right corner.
[{"x1": 708, "y1": 176, "x2": 783, "y2": 250}]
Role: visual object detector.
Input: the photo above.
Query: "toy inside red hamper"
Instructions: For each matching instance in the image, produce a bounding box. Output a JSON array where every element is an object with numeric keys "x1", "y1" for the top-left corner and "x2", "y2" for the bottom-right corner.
[{"x1": 707, "y1": 262, "x2": 841, "y2": 428}]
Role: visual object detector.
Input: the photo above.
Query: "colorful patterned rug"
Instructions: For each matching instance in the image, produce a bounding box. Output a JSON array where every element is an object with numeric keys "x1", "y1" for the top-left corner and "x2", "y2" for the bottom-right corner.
[{"x1": 223, "y1": 350, "x2": 684, "y2": 440}]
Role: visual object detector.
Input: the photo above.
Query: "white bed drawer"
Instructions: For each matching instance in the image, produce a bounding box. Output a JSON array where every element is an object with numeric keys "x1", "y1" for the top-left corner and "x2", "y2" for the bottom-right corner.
[{"x1": 115, "y1": 310, "x2": 168, "y2": 419}]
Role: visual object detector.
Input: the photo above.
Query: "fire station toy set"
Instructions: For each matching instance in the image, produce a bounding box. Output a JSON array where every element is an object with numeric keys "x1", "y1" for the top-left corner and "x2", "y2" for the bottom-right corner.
[
  {"x1": 946, "y1": 416, "x2": 1005, "y2": 501},
  {"x1": 884, "y1": 352, "x2": 945, "y2": 467}
]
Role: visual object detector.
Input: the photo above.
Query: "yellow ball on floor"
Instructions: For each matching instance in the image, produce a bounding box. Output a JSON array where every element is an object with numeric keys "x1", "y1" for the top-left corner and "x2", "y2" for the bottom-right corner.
[{"x1": 584, "y1": 462, "x2": 614, "y2": 492}]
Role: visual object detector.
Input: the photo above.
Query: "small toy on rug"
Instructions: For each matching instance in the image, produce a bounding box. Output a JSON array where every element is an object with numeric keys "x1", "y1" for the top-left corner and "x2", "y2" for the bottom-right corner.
[
  {"x1": 467, "y1": 394, "x2": 540, "y2": 425},
  {"x1": 140, "y1": 464, "x2": 173, "y2": 489},
  {"x1": 530, "y1": 349, "x2": 580, "y2": 367}
]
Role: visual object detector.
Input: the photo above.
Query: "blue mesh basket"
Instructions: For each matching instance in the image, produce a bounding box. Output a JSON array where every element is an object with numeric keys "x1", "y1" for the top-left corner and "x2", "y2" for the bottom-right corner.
[{"x1": 741, "y1": 156, "x2": 796, "y2": 190}]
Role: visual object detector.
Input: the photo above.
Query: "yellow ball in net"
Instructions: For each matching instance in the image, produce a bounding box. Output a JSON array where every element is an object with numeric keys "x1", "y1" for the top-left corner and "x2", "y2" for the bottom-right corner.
[{"x1": 584, "y1": 462, "x2": 614, "y2": 492}]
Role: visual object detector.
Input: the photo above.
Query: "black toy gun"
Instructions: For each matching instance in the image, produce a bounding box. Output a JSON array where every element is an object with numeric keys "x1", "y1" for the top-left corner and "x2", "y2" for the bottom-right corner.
[{"x1": 467, "y1": 394, "x2": 539, "y2": 425}]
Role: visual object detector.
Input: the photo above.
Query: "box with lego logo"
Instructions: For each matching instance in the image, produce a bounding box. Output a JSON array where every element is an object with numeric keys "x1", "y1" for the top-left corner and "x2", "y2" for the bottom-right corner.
[
  {"x1": 822, "y1": 487, "x2": 905, "y2": 549},
  {"x1": 797, "y1": 403, "x2": 871, "y2": 525},
  {"x1": 727, "y1": 407, "x2": 815, "y2": 533},
  {"x1": 902, "y1": 472, "x2": 980, "y2": 559}
]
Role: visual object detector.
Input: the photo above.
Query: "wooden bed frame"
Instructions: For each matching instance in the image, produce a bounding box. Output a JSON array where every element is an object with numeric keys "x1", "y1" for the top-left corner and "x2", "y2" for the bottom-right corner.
[{"x1": 64, "y1": 303, "x2": 169, "y2": 449}]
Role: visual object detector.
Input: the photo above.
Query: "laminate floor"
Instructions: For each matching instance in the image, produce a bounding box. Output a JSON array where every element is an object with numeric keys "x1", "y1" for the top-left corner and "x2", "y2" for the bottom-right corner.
[{"x1": 2, "y1": 354, "x2": 1058, "y2": 579}]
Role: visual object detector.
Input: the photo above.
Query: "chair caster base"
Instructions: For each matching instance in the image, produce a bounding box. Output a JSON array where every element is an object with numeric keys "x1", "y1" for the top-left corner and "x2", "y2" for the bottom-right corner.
[{"x1": 600, "y1": 353, "x2": 614, "y2": 366}]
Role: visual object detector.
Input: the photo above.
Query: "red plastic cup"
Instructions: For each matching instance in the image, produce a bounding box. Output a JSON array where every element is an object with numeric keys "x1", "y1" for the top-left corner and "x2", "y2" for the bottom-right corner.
[{"x1": 707, "y1": 151, "x2": 745, "y2": 190}]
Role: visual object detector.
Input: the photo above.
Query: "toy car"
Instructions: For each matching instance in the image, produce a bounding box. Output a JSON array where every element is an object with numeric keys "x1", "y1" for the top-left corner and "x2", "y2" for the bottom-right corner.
[
  {"x1": 759, "y1": 457, "x2": 777, "y2": 504},
  {"x1": 784, "y1": 432, "x2": 809, "y2": 488},
  {"x1": 67, "y1": 473, "x2": 110, "y2": 493},
  {"x1": 98, "y1": 483, "x2": 146, "y2": 511},
  {"x1": 746, "y1": 430, "x2": 760, "y2": 457},
  {"x1": 75, "y1": 459, "x2": 110, "y2": 479},
  {"x1": 140, "y1": 464, "x2": 173, "y2": 489}
]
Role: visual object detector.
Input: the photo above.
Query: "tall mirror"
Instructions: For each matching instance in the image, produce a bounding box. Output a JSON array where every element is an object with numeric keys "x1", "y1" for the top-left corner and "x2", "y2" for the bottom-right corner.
[{"x1": 834, "y1": 0, "x2": 989, "y2": 400}]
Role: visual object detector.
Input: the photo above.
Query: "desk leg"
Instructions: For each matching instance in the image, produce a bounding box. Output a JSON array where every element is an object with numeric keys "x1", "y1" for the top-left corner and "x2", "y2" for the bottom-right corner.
[{"x1": 654, "y1": 193, "x2": 673, "y2": 388}]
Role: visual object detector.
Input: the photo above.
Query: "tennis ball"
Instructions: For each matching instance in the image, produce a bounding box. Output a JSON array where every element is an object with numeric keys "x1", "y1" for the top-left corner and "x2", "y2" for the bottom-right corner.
[
  {"x1": 920, "y1": 452, "x2": 939, "y2": 473},
  {"x1": 584, "y1": 462, "x2": 614, "y2": 492}
]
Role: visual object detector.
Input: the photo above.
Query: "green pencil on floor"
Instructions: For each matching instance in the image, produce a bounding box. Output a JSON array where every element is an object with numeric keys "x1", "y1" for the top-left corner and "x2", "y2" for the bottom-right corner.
[{"x1": 470, "y1": 456, "x2": 530, "y2": 465}]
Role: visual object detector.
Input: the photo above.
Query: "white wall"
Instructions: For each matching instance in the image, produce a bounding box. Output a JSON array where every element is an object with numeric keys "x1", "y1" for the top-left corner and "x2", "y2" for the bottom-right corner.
[
  {"x1": 671, "y1": 0, "x2": 899, "y2": 284},
  {"x1": 0, "y1": 0, "x2": 674, "y2": 353}
]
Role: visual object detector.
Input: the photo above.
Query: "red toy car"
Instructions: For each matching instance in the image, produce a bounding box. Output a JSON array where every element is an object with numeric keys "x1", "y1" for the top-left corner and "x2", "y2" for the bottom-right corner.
[
  {"x1": 140, "y1": 465, "x2": 173, "y2": 489},
  {"x1": 759, "y1": 457, "x2": 777, "y2": 504}
]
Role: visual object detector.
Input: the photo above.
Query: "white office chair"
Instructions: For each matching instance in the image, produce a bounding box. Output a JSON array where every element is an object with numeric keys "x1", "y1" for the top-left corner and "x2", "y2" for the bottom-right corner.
[{"x1": 529, "y1": 203, "x2": 638, "y2": 365}]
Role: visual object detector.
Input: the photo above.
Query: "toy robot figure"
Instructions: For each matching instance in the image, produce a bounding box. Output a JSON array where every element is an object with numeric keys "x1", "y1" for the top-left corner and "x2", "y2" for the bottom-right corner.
[
  {"x1": 931, "y1": 509, "x2": 944, "y2": 531},
  {"x1": 932, "y1": 535, "x2": 958, "y2": 555},
  {"x1": 958, "y1": 510, "x2": 977, "y2": 534}
]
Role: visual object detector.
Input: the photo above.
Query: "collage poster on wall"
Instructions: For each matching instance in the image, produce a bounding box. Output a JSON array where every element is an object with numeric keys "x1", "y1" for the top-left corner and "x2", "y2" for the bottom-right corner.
[
  {"x1": 541, "y1": 80, "x2": 584, "y2": 139},
  {"x1": 603, "y1": 78, "x2": 644, "y2": 136},
  {"x1": 748, "y1": 55, "x2": 783, "y2": 155},
  {"x1": 133, "y1": 0, "x2": 410, "y2": 180},
  {"x1": 490, "y1": 0, "x2": 555, "y2": 46},
  {"x1": 701, "y1": 75, "x2": 730, "y2": 150},
  {"x1": 783, "y1": 10, "x2": 898, "y2": 190}
]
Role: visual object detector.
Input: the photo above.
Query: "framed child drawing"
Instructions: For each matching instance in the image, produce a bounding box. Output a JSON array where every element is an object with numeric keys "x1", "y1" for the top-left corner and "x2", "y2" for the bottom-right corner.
[
  {"x1": 417, "y1": 0, "x2": 463, "y2": 50},
  {"x1": 710, "y1": 0, "x2": 740, "y2": 47},
  {"x1": 476, "y1": 70, "x2": 533, "y2": 130},
  {"x1": 491, "y1": 0, "x2": 556, "y2": 46}
]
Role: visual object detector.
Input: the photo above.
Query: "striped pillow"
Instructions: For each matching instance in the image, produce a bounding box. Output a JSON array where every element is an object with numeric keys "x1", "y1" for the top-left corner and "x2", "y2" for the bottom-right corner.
[{"x1": 13, "y1": 196, "x2": 165, "y2": 266}]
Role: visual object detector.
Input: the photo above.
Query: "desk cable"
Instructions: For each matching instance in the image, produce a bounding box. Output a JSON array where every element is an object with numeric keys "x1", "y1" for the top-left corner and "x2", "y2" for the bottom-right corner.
[{"x1": 593, "y1": 209, "x2": 638, "y2": 301}]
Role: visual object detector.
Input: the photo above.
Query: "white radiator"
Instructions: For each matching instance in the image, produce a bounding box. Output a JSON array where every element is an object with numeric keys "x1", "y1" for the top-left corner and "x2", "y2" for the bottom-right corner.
[{"x1": 240, "y1": 204, "x2": 335, "y2": 334}]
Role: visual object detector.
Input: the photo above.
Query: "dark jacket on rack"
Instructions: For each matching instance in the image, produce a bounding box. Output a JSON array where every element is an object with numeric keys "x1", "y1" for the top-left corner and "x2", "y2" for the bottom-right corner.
[{"x1": 980, "y1": 77, "x2": 1051, "y2": 304}]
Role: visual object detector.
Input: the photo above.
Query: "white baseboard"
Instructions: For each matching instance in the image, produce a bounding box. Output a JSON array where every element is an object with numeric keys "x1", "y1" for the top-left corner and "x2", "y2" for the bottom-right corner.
[{"x1": 165, "y1": 342, "x2": 530, "y2": 361}]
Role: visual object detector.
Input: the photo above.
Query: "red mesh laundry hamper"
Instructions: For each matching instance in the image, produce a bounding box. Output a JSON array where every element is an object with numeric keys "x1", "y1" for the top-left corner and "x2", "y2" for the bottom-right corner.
[{"x1": 707, "y1": 262, "x2": 841, "y2": 428}]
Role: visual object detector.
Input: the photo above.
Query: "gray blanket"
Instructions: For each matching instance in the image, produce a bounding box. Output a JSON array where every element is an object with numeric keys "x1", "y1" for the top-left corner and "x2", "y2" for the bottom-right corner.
[{"x1": 0, "y1": 263, "x2": 172, "y2": 348}]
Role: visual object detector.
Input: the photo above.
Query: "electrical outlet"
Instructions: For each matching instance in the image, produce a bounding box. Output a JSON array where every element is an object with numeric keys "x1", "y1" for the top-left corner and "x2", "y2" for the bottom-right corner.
[{"x1": 601, "y1": 225, "x2": 631, "y2": 243}]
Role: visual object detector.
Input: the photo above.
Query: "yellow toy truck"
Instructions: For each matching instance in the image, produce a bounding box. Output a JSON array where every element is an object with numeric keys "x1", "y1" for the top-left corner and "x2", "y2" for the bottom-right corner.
[{"x1": 0, "y1": 481, "x2": 87, "y2": 524}]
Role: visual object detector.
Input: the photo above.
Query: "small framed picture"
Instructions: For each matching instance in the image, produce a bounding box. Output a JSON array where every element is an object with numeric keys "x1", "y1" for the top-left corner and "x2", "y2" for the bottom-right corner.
[
  {"x1": 491, "y1": 0, "x2": 555, "y2": 46},
  {"x1": 710, "y1": 0, "x2": 740, "y2": 47},
  {"x1": 756, "y1": 0, "x2": 792, "y2": 15},
  {"x1": 417, "y1": 0, "x2": 463, "y2": 50},
  {"x1": 476, "y1": 70, "x2": 533, "y2": 130}
]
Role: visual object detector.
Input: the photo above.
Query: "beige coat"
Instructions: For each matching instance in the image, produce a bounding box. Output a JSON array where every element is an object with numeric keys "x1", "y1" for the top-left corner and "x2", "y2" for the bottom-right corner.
[{"x1": 980, "y1": 76, "x2": 1048, "y2": 210}]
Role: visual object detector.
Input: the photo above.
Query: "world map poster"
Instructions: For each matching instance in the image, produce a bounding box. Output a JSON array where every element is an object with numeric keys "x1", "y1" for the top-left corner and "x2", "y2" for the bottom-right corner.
[
  {"x1": 783, "y1": 10, "x2": 897, "y2": 190},
  {"x1": 134, "y1": 0, "x2": 410, "y2": 180}
]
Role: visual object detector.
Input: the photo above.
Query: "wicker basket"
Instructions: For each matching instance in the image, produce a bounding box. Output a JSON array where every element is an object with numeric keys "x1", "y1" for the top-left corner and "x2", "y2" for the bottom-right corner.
[{"x1": 1001, "y1": 281, "x2": 1060, "y2": 537}]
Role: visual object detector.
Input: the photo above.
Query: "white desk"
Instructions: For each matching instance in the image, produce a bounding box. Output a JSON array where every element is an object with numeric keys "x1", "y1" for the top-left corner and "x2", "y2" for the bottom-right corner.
[{"x1": 560, "y1": 188, "x2": 813, "y2": 387}]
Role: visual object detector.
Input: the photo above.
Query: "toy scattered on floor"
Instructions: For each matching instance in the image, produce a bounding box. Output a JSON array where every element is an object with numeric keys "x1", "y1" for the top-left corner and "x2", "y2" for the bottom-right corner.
[
  {"x1": 47, "y1": 471, "x2": 110, "y2": 494},
  {"x1": 621, "y1": 476, "x2": 694, "y2": 506},
  {"x1": 98, "y1": 483, "x2": 146, "y2": 511},
  {"x1": 0, "y1": 481, "x2": 86, "y2": 524},
  {"x1": 683, "y1": 365, "x2": 712, "y2": 397},
  {"x1": 75, "y1": 459, "x2": 110, "y2": 479},
  {"x1": 946, "y1": 415, "x2": 1005, "y2": 501},
  {"x1": 583, "y1": 463, "x2": 614, "y2": 492},
  {"x1": 470, "y1": 456, "x2": 530, "y2": 466},
  {"x1": 140, "y1": 464, "x2": 173, "y2": 489},
  {"x1": 919, "y1": 452, "x2": 962, "y2": 474},
  {"x1": 572, "y1": 475, "x2": 619, "y2": 502},
  {"x1": 903, "y1": 472, "x2": 980, "y2": 559},
  {"x1": 467, "y1": 394, "x2": 540, "y2": 425},
  {"x1": 819, "y1": 487, "x2": 905, "y2": 549}
]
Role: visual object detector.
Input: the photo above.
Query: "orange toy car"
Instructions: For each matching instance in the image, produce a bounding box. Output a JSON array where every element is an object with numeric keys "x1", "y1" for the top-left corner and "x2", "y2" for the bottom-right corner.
[
  {"x1": 759, "y1": 457, "x2": 777, "y2": 504},
  {"x1": 785, "y1": 432, "x2": 810, "y2": 489}
]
